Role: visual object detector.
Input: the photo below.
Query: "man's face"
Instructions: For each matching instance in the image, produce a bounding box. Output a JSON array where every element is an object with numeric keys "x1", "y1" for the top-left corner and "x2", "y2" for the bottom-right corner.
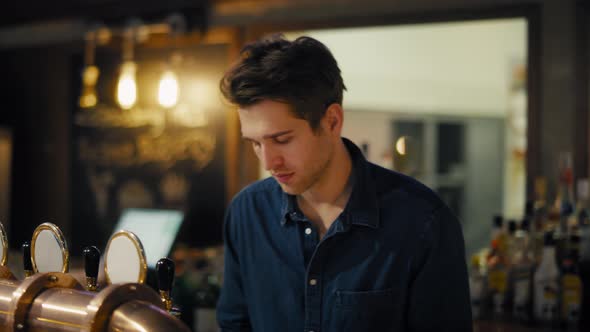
[{"x1": 239, "y1": 100, "x2": 335, "y2": 195}]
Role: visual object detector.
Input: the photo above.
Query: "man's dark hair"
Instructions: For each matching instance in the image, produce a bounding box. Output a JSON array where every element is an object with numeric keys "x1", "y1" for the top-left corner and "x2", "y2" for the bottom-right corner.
[{"x1": 220, "y1": 34, "x2": 346, "y2": 130}]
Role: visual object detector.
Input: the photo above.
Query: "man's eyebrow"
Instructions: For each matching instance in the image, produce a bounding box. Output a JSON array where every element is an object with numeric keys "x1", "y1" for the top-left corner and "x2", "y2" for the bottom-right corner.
[
  {"x1": 262, "y1": 130, "x2": 293, "y2": 139},
  {"x1": 242, "y1": 130, "x2": 293, "y2": 141}
]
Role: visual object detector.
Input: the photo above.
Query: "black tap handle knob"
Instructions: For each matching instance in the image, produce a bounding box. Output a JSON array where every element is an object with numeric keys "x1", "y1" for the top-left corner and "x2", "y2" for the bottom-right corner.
[
  {"x1": 22, "y1": 242, "x2": 33, "y2": 271},
  {"x1": 83, "y1": 246, "x2": 101, "y2": 278},
  {"x1": 156, "y1": 258, "x2": 175, "y2": 292}
]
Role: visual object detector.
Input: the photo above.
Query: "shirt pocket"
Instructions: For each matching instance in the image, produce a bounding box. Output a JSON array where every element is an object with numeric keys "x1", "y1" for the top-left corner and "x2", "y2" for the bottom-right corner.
[{"x1": 329, "y1": 288, "x2": 403, "y2": 332}]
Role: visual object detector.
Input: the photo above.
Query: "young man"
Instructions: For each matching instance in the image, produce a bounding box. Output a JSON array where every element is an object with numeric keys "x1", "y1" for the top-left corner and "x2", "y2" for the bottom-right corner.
[{"x1": 217, "y1": 35, "x2": 472, "y2": 332}]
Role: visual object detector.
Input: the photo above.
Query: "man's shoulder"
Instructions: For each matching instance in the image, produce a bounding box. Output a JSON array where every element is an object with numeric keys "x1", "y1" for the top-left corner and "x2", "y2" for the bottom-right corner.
[
  {"x1": 368, "y1": 162, "x2": 445, "y2": 213},
  {"x1": 367, "y1": 163, "x2": 459, "y2": 241},
  {"x1": 229, "y1": 177, "x2": 280, "y2": 207}
]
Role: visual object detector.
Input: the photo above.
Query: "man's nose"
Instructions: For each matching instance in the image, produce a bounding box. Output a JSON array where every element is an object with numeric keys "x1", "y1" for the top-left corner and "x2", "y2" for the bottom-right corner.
[{"x1": 260, "y1": 145, "x2": 283, "y2": 171}]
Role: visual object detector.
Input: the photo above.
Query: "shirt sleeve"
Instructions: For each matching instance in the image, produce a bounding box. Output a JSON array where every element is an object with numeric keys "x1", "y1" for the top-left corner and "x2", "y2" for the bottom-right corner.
[
  {"x1": 406, "y1": 205, "x2": 473, "y2": 332},
  {"x1": 216, "y1": 207, "x2": 253, "y2": 332}
]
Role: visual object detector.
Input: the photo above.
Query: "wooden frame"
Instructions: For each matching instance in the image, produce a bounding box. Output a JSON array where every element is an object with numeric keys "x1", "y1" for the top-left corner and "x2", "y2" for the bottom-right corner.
[{"x1": 575, "y1": 3, "x2": 590, "y2": 186}]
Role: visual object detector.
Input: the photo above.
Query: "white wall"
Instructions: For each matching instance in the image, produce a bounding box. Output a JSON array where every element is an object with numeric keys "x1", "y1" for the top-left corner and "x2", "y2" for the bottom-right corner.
[
  {"x1": 341, "y1": 111, "x2": 393, "y2": 168},
  {"x1": 287, "y1": 18, "x2": 527, "y2": 116}
]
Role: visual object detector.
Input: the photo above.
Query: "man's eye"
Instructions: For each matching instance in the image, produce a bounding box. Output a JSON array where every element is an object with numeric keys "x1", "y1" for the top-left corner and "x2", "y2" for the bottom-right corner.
[{"x1": 275, "y1": 137, "x2": 292, "y2": 144}]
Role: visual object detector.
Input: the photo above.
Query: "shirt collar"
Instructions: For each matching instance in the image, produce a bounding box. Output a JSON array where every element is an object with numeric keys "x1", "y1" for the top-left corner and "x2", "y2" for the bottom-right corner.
[
  {"x1": 280, "y1": 137, "x2": 380, "y2": 229},
  {"x1": 280, "y1": 193, "x2": 300, "y2": 226}
]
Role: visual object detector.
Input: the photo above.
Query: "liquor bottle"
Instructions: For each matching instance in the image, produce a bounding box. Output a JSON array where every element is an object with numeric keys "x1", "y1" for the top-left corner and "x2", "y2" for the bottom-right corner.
[
  {"x1": 533, "y1": 177, "x2": 548, "y2": 219},
  {"x1": 194, "y1": 272, "x2": 221, "y2": 332},
  {"x1": 487, "y1": 239, "x2": 509, "y2": 318},
  {"x1": 534, "y1": 231, "x2": 560, "y2": 326},
  {"x1": 511, "y1": 218, "x2": 534, "y2": 323},
  {"x1": 491, "y1": 215, "x2": 508, "y2": 258},
  {"x1": 556, "y1": 153, "x2": 575, "y2": 226},
  {"x1": 533, "y1": 178, "x2": 549, "y2": 264},
  {"x1": 579, "y1": 202, "x2": 590, "y2": 332},
  {"x1": 193, "y1": 248, "x2": 222, "y2": 332},
  {"x1": 560, "y1": 233, "x2": 582, "y2": 329},
  {"x1": 504, "y1": 219, "x2": 517, "y2": 314},
  {"x1": 554, "y1": 152, "x2": 575, "y2": 266},
  {"x1": 523, "y1": 201, "x2": 540, "y2": 267},
  {"x1": 170, "y1": 246, "x2": 198, "y2": 329},
  {"x1": 469, "y1": 254, "x2": 486, "y2": 320},
  {"x1": 507, "y1": 220, "x2": 518, "y2": 263},
  {"x1": 575, "y1": 179, "x2": 589, "y2": 237},
  {"x1": 524, "y1": 200, "x2": 535, "y2": 223}
]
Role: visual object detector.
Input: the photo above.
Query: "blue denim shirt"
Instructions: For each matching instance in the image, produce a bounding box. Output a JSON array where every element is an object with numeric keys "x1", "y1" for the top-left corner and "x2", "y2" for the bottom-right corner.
[{"x1": 217, "y1": 138, "x2": 472, "y2": 332}]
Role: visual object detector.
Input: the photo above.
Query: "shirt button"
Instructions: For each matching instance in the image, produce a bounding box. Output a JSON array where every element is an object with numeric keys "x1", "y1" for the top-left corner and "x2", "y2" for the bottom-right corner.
[
  {"x1": 305, "y1": 227, "x2": 312, "y2": 235},
  {"x1": 309, "y1": 279, "x2": 317, "y2": 286}
]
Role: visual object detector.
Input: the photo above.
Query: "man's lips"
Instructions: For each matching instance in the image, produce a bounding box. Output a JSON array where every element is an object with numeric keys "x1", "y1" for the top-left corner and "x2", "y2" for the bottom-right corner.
[{"x1": 274, "y1": 172, "x2": 294, "y2": 183}]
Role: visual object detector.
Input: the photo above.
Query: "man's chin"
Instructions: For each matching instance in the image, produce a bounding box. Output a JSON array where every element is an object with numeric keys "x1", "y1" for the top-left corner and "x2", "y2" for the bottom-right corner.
[{"x1": 277, "y1": 182, "x2": 302, "y2": 195}]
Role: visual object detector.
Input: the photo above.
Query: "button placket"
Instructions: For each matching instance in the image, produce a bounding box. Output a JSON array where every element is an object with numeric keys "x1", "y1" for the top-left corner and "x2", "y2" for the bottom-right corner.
[
  {"x1": 304, "y1": 273, "x2": 322, "y2": 332},
  {"x1": 303, "y1": 221, "x2": 343, "y2": 332},
  {"x1": 301, "y1": 221, "x2": 318, "y2": 268}
]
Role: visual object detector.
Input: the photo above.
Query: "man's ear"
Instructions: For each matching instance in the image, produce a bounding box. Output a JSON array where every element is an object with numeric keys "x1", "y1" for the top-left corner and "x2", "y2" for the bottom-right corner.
[{"x1": 324, "y1": 103, "x2": 344, "y2": 134}]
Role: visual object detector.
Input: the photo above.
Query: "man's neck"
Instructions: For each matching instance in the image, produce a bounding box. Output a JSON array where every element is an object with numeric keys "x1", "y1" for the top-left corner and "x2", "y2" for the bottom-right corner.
[{"x1": 297, "y1": 140, "x2": 353, "y2": 236}]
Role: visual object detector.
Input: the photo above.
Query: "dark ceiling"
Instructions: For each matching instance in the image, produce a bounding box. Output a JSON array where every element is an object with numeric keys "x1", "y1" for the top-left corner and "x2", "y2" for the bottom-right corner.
[{"x1": 3, "y1": 0, "x2": 210, "y2": 29}]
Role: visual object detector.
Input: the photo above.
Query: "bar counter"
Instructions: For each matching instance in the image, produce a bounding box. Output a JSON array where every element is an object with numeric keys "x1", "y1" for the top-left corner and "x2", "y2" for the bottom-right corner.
[{"x1": 474, "y1": 320, "x2": 579, "y2": 332}]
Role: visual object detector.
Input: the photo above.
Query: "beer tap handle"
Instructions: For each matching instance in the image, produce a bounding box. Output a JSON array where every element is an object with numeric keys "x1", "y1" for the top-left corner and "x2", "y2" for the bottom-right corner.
[
  {"x1": 83, "y1": 246, "x2": 100, "y2": 291},
  {"x1": 22, "y1": 242, "x2": 33, "y2": 277},
  {"x1": 156, "y1": 258, "x2": 179, "y2": 316}
]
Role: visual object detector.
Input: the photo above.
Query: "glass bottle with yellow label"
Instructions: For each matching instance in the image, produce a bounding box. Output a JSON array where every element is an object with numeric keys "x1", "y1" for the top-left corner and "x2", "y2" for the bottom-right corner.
[
  {"x1": 534, "y1": 231, "x2": 560, "y2": 325},
  {"x1": 511, "y1": 218, "x2": 534, "y2": 323},
  {"x1": 469, "y1": 254, "x2": 486, "y2": 319},
  {"x1": 487, "y1": 238, "x2": 509, "y2": 318},
  {"x1": 560, "y1": 233, "x2": 582, "y2": 329},
  {"x1": 491, "y1": 215, "x2": 508, "y2": 257},
  {"x1": 533, "y1": 179, "x2": 549, "y2": 265}
]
